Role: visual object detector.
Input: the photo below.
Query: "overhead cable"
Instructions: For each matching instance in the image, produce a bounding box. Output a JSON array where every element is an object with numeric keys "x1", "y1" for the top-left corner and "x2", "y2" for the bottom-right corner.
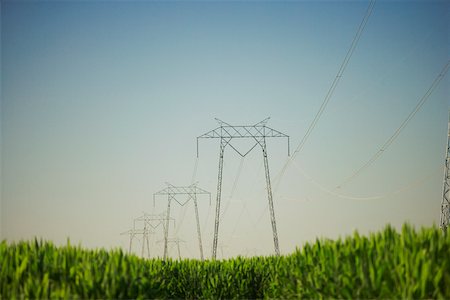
[
  {"x1": 337, "y1": 60, "x2": 450, "y2": 189},
  {"x1": 274, "y1": 0, "x2": 377, "y2": 191}
]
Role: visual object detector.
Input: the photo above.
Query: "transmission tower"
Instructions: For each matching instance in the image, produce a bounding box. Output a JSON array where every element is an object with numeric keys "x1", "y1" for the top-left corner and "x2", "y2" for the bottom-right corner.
[
  {"x1": 121, "y1": 228, "x2": 152, "y2": 258},
  {"x1": 440, "y1": 112, "x2": 450, "y2": 233},
  {"x1": 197, "y1": 117, "x2": 289, "y2": 259},
  {"x1": 157, "y1": 237, "x2": 186, "y2": 259},
  {"x1": 154, "y1": 183, "x2": 211, "y2": 260},
  {"x1": 135, "y1": 212, "x2": 175, "y2": 233},
  {"x1": 121, "y1": 212, "x2": 174, "y2": 258}
]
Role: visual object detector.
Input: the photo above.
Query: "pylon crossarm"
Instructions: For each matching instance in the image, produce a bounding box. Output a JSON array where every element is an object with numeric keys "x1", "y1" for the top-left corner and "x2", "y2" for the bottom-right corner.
[
  {"x1": 156, "y1": 238, "x2": 186, "y2": 244},
  {"x1": 123, "y1": 229, "x2": 152, "y2": 235},
  {"x1": 154, "y1": 186, "x2": 210, "y2": 206},
  {"x1": 198, "y1": 125, "x2": 288, "y2": 139},
  {"x1": 134, "y1": 212, "x2": 173, "y2": 230},
  {"x1": 154, "y1": 185, "x2": 211, "y2": 196},
  {"x1": 143, "y1": 218, "x2": 175, "y2": 229},
  {"x1": 191, "y1": 186, "x2": 211, "y2": 195},
  {"x1": 197, "y1": 119, "x2": 290, "y2": 157},
  {"x1": 254, "y1": 117, "x2": 270, "y2": 126},
  {"x1": 135, "y1": 214, "x2": 167, "y2": 221}
]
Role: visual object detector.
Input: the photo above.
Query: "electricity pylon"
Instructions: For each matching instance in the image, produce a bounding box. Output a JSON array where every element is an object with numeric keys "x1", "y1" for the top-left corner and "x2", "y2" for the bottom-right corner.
[
  {"x1": 154, "y1": 183, "x2": 211, "y2": 260},
  {"x1": 134, "y1": 212, "x2": 175, "y2": 233},
  {"x1": 197, "y1": 117, "x2": 289, "y2": 259},
  {"x1": 157, "y1": 237, "x2": 186, "y2": 259},
  {"x1": 121, "y1": 228, "x2": 152, "y2": 257},
  {"x1": 121, "y1": 212, "x2": 174, "y2": 258},
  {"x1": 440, "y1": 111, "x2": 450, "y2": 233}
]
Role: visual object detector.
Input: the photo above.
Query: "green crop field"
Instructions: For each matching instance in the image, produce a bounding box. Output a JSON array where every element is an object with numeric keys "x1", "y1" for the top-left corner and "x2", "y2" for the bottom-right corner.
[{"x1": 1, "y1": 224, "x2": 449, "y2": 299}]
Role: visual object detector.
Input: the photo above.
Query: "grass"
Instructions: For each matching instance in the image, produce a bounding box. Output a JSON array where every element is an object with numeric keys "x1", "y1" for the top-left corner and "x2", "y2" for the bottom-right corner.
[{"x1": 1, "y1": 223, "x2": 449, "y2": 299}]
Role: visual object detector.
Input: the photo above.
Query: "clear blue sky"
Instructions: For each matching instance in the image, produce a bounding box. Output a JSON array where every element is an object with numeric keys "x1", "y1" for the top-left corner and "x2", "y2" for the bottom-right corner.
[{"x1": 1, "y1": 0, "x2": 449, "y2": 258}]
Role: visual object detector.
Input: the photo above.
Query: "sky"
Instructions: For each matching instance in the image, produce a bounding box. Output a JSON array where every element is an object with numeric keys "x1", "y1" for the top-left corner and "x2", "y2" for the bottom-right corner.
[{"x1": 1, "y1": 0, "x2": 449, "y2": 259}]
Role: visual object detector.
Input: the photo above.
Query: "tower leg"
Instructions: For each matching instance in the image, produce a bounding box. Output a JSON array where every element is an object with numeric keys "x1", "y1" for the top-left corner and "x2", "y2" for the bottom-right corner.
[
  {"x1": 177, "y1": 241, "x2": 181, "y2": 259},
  {"x1": 128, "y1": 233, "x2": 133, "y2": 254},
  {"x1": 261, "y1": 138, "x2": 280, "y2": 256},
  {"x1": 193, "y1": 194, "x2": 204, "y2": 260},
  {"x1": 146, "y1": 231, "x2": 151, "y2": 258},
  {"x1": 164, "y1": 196, "x2": 172, "y2": 260},
  {"x1": 141, "y1": 225, "x2": 146, "y2": 258},
  {"x1": 441, "y1": 117, "x2": 450, "y2": 233},
  {"x1": 212, "y1": 138, "x2": 227, "y2": 259}
]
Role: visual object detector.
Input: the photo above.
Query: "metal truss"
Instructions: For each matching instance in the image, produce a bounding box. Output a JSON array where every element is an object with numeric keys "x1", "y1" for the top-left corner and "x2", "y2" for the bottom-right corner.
[
  {"x1": 121, "y1": 212, "x2": 174, "y2": 258},
  {"x1": 157, "y1": 237, "x2": 186, "y2": 259},
  {"x1": 154, "y1": 183, "x2": 211, "y2": 260},
  {"x1": 441, "y1": 113, "x2": 450, "y2": 233},
  {"x1": 197, "y1": 117, "x2": 290, "y2": 157},
  {"x1": 197, "y1": 117, "x2": 289, "y2": 259},
  {"x1": 120, "y1": 228, "x2": 152, "y2": 258},
  {"x1": 135, "y1": 212, "x2": 175, "y2": 230}
]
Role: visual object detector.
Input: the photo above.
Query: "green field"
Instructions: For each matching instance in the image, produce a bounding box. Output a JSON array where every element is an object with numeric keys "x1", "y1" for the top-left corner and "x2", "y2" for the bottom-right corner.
[{"x1": 1, "y1": 224, "x2": 449, "y2": 299}]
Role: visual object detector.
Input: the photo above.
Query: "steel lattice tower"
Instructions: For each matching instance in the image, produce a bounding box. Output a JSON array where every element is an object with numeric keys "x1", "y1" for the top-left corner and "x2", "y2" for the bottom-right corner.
[
  {"x1": 121, "y1": 229, "x2": 152, "y2": 257},
  {"x1": 157, "y1": 238, "x2": 186, "y2": 259},
  {"x1": 121, "y1": 212, "x2": 172, "y2": 258},
  {"x1": 440, "y1": 112, "x2": 450, "y2": 233},
  {"x1": 197, "y1": 118, "x2": 289, "y2": 259},
  {"x1": 154, "y1": 183, "x2": 211, "y2": 260}
]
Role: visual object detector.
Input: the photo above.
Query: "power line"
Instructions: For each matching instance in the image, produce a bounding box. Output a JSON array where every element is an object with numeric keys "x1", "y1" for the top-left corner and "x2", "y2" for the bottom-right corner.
[
  {"x1": 336, "y1": 60, "x2": 450, "y2": 189},
  {"x1": 290, "y1": 160, "x2": 383, "y2": 200},
  {"x1": 290, "y1": 159, "x2": 440, "y2": 201},
  {"x1": 295, "y1": 0, "x2": 376, "y2": 157},
  {"x1": 254, "y1": 164, "x2": 440, "y2": 230},
  {"x1": 272, "y1": 0, "x2": 376, "y2": 192}
]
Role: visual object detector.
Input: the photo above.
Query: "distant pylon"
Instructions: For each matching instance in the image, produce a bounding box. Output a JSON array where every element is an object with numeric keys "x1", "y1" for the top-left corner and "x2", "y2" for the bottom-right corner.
[
  {"x1": 440, "y1": 111, "x2": 450, "y2": 233},
  {"x1": 197, "y1": 118, "x2": 289, "y2": 259},
  {"x1": 154, "y1": 183, "x2": 211, "y2": 260},
  {"x1": 120, "y1": 227, "x2": 151, "y2": 257},
  {"x1": 121, "y1": 229, "x2": 151, "y2": 257},
  {"x1": 157, "y1": 237, "x2": 186, "y2": 260},
  {"x1": 121, "y1": 212, "x2": 174, "y2": 258}
]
